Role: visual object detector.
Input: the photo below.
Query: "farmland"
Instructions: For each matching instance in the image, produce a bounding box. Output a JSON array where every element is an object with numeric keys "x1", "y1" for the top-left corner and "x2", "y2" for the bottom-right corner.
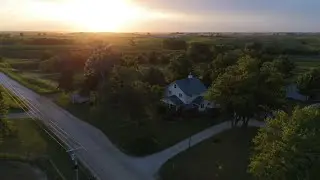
[{"x1": 1, "y1": 32, "x2": 320, "y2": 156}]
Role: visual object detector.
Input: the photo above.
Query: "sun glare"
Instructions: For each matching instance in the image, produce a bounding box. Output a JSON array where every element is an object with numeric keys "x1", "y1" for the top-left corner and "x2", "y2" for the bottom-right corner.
[
  {"x1": 28, "y1": 0, "x2": 156, "y2": 32},
  {"x1": 66, "y1": 0, "x2": 144, "y2": 32}
]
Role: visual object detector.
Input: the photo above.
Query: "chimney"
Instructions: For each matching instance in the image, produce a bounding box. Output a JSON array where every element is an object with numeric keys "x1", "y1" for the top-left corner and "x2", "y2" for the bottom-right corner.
[{"x1": 188, "y1": 72, "x2": 193, "y2": 79}]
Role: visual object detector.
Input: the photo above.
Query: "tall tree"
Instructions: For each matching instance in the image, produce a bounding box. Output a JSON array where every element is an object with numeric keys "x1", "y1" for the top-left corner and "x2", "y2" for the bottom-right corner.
[
  {"x1": 143, "y1": 67, "x2": 166, "y2": 86},
  {"x1": 188, "y1": 42, "x2": 214, "y2": 63},
  {"x1": 297, "y1": 67, "x2": 320, "y2": 100},
  {"x1": 249, "y1": 107, "x2": 320, "y2": 180},
  {"x1": 272, "y1": 55, "x2": 296, "y2": 78},
  {"x1": 167, "y1": 53, "x2": 193, "y2": 81},
  {"x1": 83, "y1": 45, "x2": 120, "y2": 93},
  {"x1": 206, "y1": 56, "x2": 285, "y2": 126},
  {"x1": 244, "y1": 42, "x2": 263, "y2": 58},
  {"x1": 57, "y1": 70, "x2": 74, "y2": 92}
]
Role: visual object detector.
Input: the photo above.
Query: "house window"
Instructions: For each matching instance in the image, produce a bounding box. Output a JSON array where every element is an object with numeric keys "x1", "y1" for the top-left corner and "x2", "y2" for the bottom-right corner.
[
  {"x1": 201, "y1": 104, "x2": 204, "y2": 108},
  {"x1": 174, "y1": 84, "x2": 177, "y2": 88},
  {"x1": 208, "y1": 102, "x2": 211, "y2": 105},
  {"x1": 168, "y1": 90, "x2": 172, "y2": 95},
  {"x1": 179, "y1": 93, "x2": 182, "y2": 98}
]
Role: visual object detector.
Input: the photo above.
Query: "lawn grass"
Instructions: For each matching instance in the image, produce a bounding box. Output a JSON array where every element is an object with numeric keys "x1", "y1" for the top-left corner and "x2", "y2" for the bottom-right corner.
[
  {"x1": 0, "y1": 119, "x2": 91, "y2": 180},
  {"x1": 59, "y1": 102, "x2": 223, "y2": 156},
  {"x1": 160, "y1": 127, "x2": 258, "y2": 180}
]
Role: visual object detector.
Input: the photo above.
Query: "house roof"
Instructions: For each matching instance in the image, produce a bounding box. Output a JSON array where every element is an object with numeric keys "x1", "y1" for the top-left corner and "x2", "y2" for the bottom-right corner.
[
  {"x1": 191, "y1": 96, "x2": 204, "y2": 105},
  {"x1": 175, "y1": 77, "x2": 207, "y2": 96},
  {"x1": 164, "y1": 95, "x2": 184, "y2": 105}
]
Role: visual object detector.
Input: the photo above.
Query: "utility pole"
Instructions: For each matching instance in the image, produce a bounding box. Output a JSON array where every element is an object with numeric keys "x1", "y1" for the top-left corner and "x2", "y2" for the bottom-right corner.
[{"x1": 67, "y1": 148, "x2": 82, "y2": 180}]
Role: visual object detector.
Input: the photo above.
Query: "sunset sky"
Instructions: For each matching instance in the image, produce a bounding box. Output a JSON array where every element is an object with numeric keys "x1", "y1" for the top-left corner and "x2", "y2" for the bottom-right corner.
[{"x1": 1, "y1": 0, "x2": 319, "y2": 32}]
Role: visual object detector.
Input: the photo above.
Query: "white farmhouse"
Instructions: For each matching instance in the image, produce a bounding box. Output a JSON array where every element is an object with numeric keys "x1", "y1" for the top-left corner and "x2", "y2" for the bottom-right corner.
[{"x1": 162, "y1": 74, "x2": 218, "y2": 111}]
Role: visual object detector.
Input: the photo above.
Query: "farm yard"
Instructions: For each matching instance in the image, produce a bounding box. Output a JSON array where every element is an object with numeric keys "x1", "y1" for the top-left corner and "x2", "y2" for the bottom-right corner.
[{"x1": 1, "y1": 32, "x2": 320, "y2": 179}]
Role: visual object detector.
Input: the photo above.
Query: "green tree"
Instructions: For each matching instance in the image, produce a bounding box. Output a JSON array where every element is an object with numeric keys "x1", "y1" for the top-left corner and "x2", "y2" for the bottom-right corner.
[
  {"x1": 249, "y1": 107, "x2": 320, "y2": 180},
  {"x1": 167, "y1": 53, "x2": 193, "y2": 81},
  {"x1": 206, "y1": 56, "x2": 285, "y2": 126},
  {"x1": 188, "y1": 42, "x2": 213, "y2": 62},
  {"x1": 57, "y1": 70, "x2": 74, "y2": 92},
  {"x1": 244, "y1": 42, "x2": 263, "y2": 58},
  {"x1": 272, "y1": 56, "x2": 296, "y2": 78},
  {"x1": 162, "y1": 38, "x2": 187, "y2": 50},
  {"x1": 83, "y1": 45, "x2": 120, "y2": 93},
  {"x1": 143, "y1": 67, "x2": 166, "y2": 86},
  {"x1": 297, "y1": 67, "x2": 320, "y2": 100}
]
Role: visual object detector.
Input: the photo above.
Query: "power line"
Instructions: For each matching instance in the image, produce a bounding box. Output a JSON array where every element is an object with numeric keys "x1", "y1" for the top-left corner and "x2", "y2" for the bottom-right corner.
[{"x1": 0, "y1": 76, "x2": 100, "y2": 179}]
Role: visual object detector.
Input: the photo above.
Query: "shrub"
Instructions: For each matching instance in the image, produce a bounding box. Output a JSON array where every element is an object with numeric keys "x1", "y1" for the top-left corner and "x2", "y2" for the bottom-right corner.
[{"x1": 56, "y1": 93, "x2": 71, "y2": 107}]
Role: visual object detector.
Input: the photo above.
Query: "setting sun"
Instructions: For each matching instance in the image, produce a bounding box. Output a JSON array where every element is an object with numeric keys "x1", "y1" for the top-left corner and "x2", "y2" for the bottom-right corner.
[
  {"x1": 25, "y1": 0, "x2": 162, "y2": 32},
  {"x1": 65, "y1": 0, "x2": 144, "y2": 31}
]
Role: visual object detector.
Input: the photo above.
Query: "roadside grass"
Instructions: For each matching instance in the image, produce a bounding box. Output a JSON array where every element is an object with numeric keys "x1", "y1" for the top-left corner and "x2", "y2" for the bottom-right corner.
[
  {"x1": 159, "y1": 127, "x2": 258, "y2": 180},
  {"x1": 0, "y1": 161, "x2": 44, "y2": 180},
  {"x1": 0, "y1": 67, "x2": 58, "y2": 94},
  {"x1": 1, "y1": 85, "x2": 25, "y2": 113},
  {"x1": 59, "y1": 102, "x2": 223, "y2": 156},
  {"x1": 0, "y1": 119, "x2": 91, "y2": 180}
]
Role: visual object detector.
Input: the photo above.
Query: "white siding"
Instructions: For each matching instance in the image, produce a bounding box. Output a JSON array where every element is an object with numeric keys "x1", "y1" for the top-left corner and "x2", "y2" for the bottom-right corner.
[{"x1": 165, "y1": 83, "x2": 189, "y2": 104}]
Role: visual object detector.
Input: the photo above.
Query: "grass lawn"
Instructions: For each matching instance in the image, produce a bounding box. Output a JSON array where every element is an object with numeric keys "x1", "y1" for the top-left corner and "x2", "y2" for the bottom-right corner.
[
  {"x1": 0, "y1": 119, "x2": 91, "y2": 180},
  {"x1": 59, "y1": 102, "x2": 224, "y2": 156},
  {"x1": 160, "y1": 127, "x2": 258, "y2": 180}
]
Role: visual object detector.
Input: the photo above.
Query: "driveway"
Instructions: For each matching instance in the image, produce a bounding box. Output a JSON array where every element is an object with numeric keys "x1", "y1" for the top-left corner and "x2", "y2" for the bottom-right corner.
[
  {"x1": 133, "y1": 120, "x2": 265, "y2": 176},
  {"x1": 0, "y1": 73, "x2": 150, "y2": 180}
]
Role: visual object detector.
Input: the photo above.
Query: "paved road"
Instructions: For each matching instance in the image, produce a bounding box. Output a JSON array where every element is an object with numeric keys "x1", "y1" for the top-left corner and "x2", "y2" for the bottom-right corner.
[
  {"x1": 134, "y1": 120, "x2": 265, "y2": 176},
  {"x1": 0, "y1": 73, "x2": 150, "y2": 180}
]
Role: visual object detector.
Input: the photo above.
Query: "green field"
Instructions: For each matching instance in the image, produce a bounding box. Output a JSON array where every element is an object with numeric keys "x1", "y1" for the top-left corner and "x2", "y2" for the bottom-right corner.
[
  {"x1": 291, "y1": 56, "x2": 320, "y2": 75},
  {"x1": 160, "y1": 127, "x2": 258, "y2": 180},
  {"x1": 0, "y1": 119, "x2": 91, "y2": 180}
]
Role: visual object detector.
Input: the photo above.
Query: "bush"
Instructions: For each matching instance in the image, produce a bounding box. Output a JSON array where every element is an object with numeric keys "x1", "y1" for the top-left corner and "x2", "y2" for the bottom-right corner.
[{"x1": 56, "y1": 93, "x2": 71, "y2": 107}]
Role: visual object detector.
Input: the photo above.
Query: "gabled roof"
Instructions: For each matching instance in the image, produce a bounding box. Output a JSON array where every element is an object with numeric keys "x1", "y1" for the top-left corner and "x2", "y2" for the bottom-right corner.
[
  {"x1": 191, "y1": 96, "x2": 204, "y2": 105},
  {"x1": 175, "y1": 77, "x2": 207, "y2": 96},
  {"x1": 164, "y1": 95, "x2": 184, "y2": 105}
]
